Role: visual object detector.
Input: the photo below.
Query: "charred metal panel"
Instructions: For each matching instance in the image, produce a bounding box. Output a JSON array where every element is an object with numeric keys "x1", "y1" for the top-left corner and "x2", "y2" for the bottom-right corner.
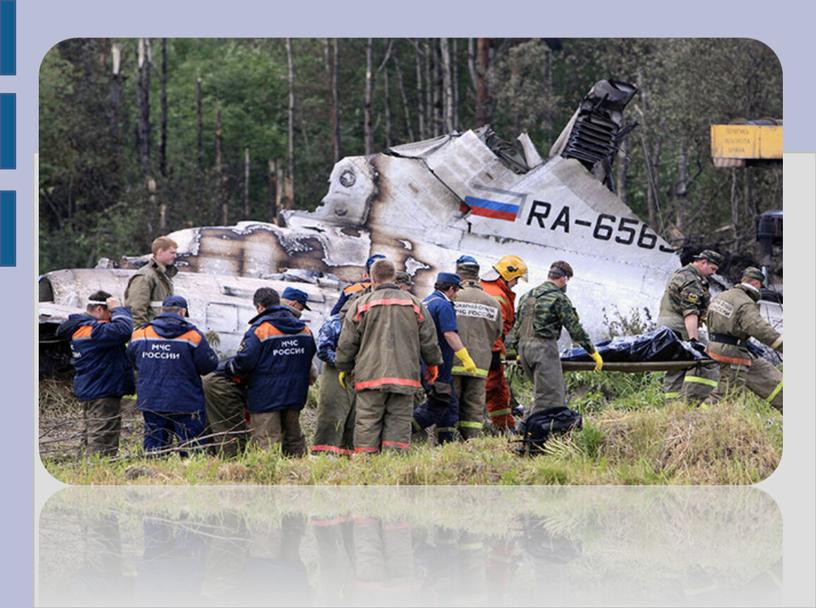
[
  {"x1": 39, "y1": 268, "x2": 338, "y2": 356},
  {"x1": 561, "y1": 79, "x2": 638, "y2": 170}
]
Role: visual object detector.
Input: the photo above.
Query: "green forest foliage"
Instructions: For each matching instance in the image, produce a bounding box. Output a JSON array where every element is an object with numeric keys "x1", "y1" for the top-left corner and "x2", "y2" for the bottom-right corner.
[{"x1": 39, "y1": 38, "x2": 782, "y2": 273}]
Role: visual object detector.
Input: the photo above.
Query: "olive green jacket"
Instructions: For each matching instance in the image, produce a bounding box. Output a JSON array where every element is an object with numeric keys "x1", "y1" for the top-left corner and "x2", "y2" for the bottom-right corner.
[
  {"x1": 706, "y1": 284, "x2": 783, "y2": 364},
  {"x1": 124, "y1": 257, "x2": 177, "y2": 329},
  {"x1": 336, "y1": 284, "x2": 442, "y2": 393},
  {"x1": 657, "y1": 264, "x2": 710, "y2": 337},
  {"x1": 508, "y1": 281, "x2": 595, "y2": 353}
]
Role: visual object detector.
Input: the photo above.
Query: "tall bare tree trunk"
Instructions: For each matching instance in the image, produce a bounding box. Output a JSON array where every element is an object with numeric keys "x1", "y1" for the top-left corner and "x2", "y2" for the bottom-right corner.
[
  {"x1": 674, "y1": 140, "x2": 689, "y2": 232},
  {"x1": 157, "y1": 39, "x2": 168, "y2": 231},
  {"x1": 415, "y1": 41, "x2": 426, "y2": 140},
  {"x1": 215, "y1": 108, "x2": 227, "y2": 224},
  {"x1": 110, "y1": 42, "x2": 123, "y2": 144},
  {"x1": 364, "y1": 38, "x2": 374, "y2": 155},
  {"x1": 159, "y1": 39, "x2": 168, "y2": 180},
  {"x1": 424, "y1": 39, "x2": 433, "y2": 136},
  {"x1": 616, "y1": 138, "x2": 629, "y2": 205},
  {"x1": 268, "y1": 160, "x2": 278, "y2": 224},
  {"x1": 325, "y1": 39, "x2": 341, "y2": 162},
  {"x1": 730, "y1": 168, "x2": 739, "y2": 246},
  {"x1": 467, "y1": 38, "x2": 478, "y2": 100},
  {"x1": 383, "y1": 63, "x2": 392, "y2": 147},
  {"x1": 243, "y1": 147, "x2": 251, "y2": 217},
  {"x1": 452, "y1": 38, "x2": 460, "y2": 131},
  {"x1": 275, "y1": 160, "x2": 284, "y2": 219},
  {"x1": 430, "y1": 42, "x2": 441, "y2": 136},
  {"x1": 196, "y1": 78, "x2": 204, "y2": 171},
  {"x1": 286, "y1": 38, "x2": 295, "y2": 208},
  {"x1": 392, "y1": 45, "x2": 414, "y2": 142},
  {"x1": 475, "y1": 38, "x2": 491, "y2": 127},
  {"x1": 643, "y1": 138, "x2": 662, "y2": 232},
  {"x1": 440, "y1": 38, "x2": 454, "y2": 133},
  {"x1": 136, "y1": 38, "x2": 152, "y2": 177}
]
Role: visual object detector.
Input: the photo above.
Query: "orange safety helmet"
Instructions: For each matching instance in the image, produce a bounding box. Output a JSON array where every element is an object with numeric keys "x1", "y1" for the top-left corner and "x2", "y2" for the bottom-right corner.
[{"x1": 493, "y1": 255, "x2": 528, "y2": 282}]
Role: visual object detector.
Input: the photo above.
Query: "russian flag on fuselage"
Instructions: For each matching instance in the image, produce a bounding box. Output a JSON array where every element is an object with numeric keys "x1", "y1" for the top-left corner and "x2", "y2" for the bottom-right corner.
[{"x1": 464, "y1": 196, "x2": 520, "y2": 222}]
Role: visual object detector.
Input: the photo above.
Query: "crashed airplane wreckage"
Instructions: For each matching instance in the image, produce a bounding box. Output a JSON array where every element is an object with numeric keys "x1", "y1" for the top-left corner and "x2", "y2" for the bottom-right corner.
[{"x1": 39, "y1": 79, "x2": 782, "y2": 370}]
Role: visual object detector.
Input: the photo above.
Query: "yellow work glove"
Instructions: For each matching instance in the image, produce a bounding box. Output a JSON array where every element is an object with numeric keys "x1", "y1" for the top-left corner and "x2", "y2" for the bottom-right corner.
[
  {"x1": 455, "y1": 347, "x2": 479, "y2": 375},
  {"x1": 590, "y1": 351, "x2": 604, "y2": 372},
  {"x1": 338, "y1": 371, "x2": 349, "y2": 389}
]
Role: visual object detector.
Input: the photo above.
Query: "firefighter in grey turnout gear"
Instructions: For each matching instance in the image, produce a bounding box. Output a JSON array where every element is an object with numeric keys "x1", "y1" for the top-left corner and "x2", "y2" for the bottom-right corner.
[
  {"x1": 508, "y1": 261, "x2": 602, "y2": 417},
  {"x1": 703, "y1": 267, "x2": 783, "y2": 412},
  {"x1": 657, "y1": 249, "x2": 722, "y2": 404},
  {"x1": 451, "y1": 256, "x2": 503, "y2": 439}
]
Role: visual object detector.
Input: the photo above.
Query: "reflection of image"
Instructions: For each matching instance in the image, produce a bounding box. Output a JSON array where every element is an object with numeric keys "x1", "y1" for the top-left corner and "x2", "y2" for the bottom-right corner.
[{"x1": 38, "y1": 487, "x2": 784, "y2": 606}]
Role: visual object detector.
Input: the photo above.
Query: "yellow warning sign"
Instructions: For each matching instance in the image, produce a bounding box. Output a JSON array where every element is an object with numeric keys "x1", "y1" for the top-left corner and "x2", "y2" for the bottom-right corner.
[{"x1": 710, "y1": 124, "x2": 782, "y2": 160}]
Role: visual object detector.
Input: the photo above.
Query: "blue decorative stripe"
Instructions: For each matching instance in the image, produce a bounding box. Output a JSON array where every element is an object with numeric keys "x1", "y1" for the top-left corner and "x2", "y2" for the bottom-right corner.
[
  {"x1": 0, "y1": 191, "x2": 14, "y2": 266},
  {"x1": 0, "y1": 93, "x2": 14, "y2": 169},
  {"x1": 0, "y1": 1, "x2": 14, "y2": 75},
  {"x1": 464, "y1": 196, "x2": 520, "y2": 214}
]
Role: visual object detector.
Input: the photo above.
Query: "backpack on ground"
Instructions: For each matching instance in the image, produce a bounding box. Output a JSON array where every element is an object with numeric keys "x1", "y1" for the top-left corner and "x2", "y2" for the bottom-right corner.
[{"x1": 515, "y1": 406, "x2": 583, "y2": 455}]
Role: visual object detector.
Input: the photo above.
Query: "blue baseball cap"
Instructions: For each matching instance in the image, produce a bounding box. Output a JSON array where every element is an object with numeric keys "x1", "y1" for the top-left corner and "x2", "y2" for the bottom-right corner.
[
  {"x1": 455, "y1": 255, "x2": 479, "y2": 266},
  {"x1": 436, "y1": 272, "x2": 462, "y2": 288},
  {"x1": 366, "y1": 254, "x2": 386, "y2": 271},
  {"x1": 282, "y1": 287, "x2": 311, "y2": 310},
  {"x1": 162, "y1": 295, "x2": 190, "y2": 316}
]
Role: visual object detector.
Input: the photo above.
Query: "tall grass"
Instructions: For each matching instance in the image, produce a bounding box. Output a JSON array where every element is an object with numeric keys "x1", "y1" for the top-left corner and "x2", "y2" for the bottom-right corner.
[{"x1": 41, "y1": 371, "x2": 782, "y2": 485}]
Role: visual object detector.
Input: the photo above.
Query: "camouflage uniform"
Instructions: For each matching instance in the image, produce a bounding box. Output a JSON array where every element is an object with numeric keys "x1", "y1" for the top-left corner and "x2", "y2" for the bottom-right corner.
[
  {"x1": 202, "y1": 371, "x2": 249, "y2": 457},
  {"x1": 508, "y1": 281, "x2": 595, "y2": 416},
  {"x1": 452, "y1": 282, "x2": 503, "y2": 439},
  {"x1": 704, "y1": 284, "x2": 783, "y2": 411},
  {"x1": 657, "y1": 264, "x2": 719, "y2": 403},
  {"x1": 124, "y1": 257, "x2": 177, "y2": 329}
]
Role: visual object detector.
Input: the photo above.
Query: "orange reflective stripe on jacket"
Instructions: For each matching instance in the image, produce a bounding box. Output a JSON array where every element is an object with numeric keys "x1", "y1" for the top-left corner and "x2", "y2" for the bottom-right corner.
[
  {"x1": 131, "y1": 325, "x2": 202, "y2": 347},
  {"x1": 707, "y1": 349, "x2": 752, "y2": 367},
  {"x1": 354, "y1": 298, "x2": 423, "y2": 321},
  {"x1": 345, "y1": 282, "x2": 370, "y2": 295},
  {"x1": 355, "y1": 377, "x2": 422, "y2": 390},
  {"x1": 72, "y1": 325, "x2": 94, "y2": 340},
  {"x1": 254, "y1": 321, "x2": 311, "y2": 342}
]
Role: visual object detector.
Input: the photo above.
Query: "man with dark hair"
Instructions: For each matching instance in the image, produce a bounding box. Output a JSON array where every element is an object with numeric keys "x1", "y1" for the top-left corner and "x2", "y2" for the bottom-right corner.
[
  {"x1": 508, "y1": 261, "x2": 601, "y2": 416},
  {"x1": 128, "y1": 295, "x2": 219, "y2": 453},
  {"x1": 56, "y1": 291, "x2": 134, "y2": 457},
  {"x1": 413, "y1": 272, "x2": 480, "y2": 444},
  {"x1": 223, "y1": 287, "x2": 316, "y2": 455},
  {"x1": 336, "y1": 259, "x2": 442, "y2": 453},
  {"x1": 125, "y1": 236, "x2": 179, "y2": 328},
  {"x1": 450, "y1": 256, "x2": 503, "y2": 439},
  {"x1": 657, "y1": 249, "x2": 722, "y2": 403},
  {"x1": 704, "y1": 266, "x2": 783, "y2": 411},
  {"x1": 202, "y1": 287, "x2": 282, "y2": 457},
  {"x1": 330, "y1": 254, "x2": 386, "y2": 315}
]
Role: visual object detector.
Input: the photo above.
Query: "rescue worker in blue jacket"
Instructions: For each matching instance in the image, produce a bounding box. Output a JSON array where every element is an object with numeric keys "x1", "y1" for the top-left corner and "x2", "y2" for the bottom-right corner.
[
  {"x1": 330, "y1": 254, "x2": 386, "y2": 315},
  {"x1": 413, "y1": 272, "x2": 479, "y2": 443},
  {"x1": 224, "y1": 287, "x2": 317, "y2": 456},
  {"x1": 56, "y1": 290, "x2": 134, "y2": 457},
  {"x1": 128, "y1": 295, "x2": 218, "y2": 454}
]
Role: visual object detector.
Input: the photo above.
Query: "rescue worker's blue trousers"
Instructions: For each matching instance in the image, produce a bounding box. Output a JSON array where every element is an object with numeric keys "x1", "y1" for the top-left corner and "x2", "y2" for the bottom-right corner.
[
  {"x1": 142, "y1": 410, "x2": 206, "y2": 455},
  {"x1": 413, "y1": 383, "x2": 459, "y2": 444}
]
